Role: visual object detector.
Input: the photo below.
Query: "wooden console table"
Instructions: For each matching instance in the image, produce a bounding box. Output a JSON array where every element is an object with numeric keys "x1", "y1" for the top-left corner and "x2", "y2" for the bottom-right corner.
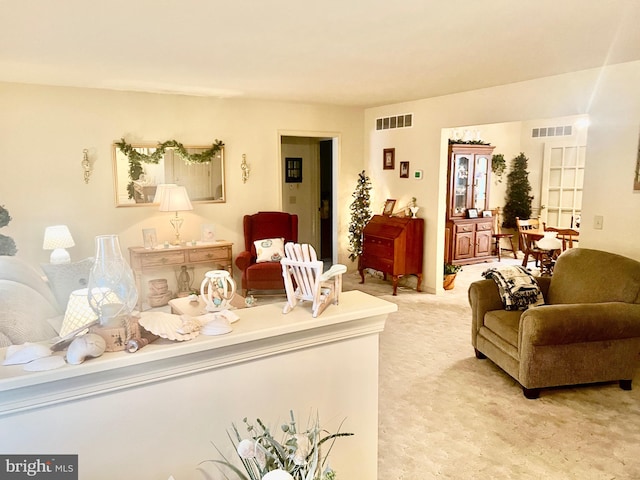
[{"x1": 129, "y1": 241, "x2": 233, "y2": 309}]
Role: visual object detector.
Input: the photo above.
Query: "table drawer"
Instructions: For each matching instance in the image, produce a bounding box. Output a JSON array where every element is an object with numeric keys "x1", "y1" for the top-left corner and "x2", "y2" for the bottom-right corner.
[
  {"x1": 365, "y1": 236, "x2": 393, "y2": 248},
  {"x1": 476, "y1": 222, "x2": 492, "y2": 232},
  {"x1": 187, "y1": 247, "x2": 231, "y2": 263},
  {"x1": 455, "y1": 223, "x2": 474, "y2": 233},
  {"x1": 364, "y1": 257, "x2": 393, "y2": 273},
  {"x1": 140, "y1": 250, "x2": 186, "y2": 267}
]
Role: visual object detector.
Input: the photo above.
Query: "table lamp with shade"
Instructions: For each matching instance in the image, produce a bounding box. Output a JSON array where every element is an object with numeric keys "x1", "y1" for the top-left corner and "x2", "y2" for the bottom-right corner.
[
  {"x1": 153, "y1": 183, "x2": 177, "y2": 205},
  {"x1": 159, "y1": 185, "x2": 193, "y2": 245},
  {"x1": 43, "y1": 225, "x2": 75, "y2": 264}
]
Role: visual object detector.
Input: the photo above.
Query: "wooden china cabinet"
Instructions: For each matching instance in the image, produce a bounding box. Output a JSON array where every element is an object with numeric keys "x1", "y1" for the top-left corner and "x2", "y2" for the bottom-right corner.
[{"x1": 445, "y1": 143, "x2": 497, "y2": 265}]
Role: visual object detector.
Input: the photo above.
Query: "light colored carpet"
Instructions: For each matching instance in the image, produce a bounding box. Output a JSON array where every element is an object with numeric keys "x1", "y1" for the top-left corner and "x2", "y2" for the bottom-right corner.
[{"x1": 342, "y1": 261, "x2": 640, "y2": 480}]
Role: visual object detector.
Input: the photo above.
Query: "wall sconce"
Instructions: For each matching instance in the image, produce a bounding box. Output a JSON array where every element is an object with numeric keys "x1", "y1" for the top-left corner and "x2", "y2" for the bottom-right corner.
[
  {"x1": 241, "y1": 154, "x2": 250, "y2": 183},
  {"x1": 82, "y1": 149, "x2": 91, "y2": 183}
]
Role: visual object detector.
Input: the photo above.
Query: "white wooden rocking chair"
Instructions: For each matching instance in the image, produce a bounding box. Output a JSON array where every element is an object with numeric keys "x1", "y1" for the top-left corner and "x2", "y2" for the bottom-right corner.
[{"x1": 280, "y1": 242, "x2": 347, "y2": 318}]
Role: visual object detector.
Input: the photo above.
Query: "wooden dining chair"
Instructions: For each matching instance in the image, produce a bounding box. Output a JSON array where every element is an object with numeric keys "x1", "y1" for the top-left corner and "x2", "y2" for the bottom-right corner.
[
  {"x1": 491, "y1": 209, "x2": 517, "y2": 261},
  {"x1": 516, "y1": 217, "x2": 545, "y2": 267}
]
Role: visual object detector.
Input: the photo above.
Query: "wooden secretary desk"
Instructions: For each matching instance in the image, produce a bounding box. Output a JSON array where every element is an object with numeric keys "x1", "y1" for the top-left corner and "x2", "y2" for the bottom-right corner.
[
  {"x1": 445, "y1": 143, "x2": 497, "y2": 265},
  {"x1": 358, "y1": 215, "x2": 424, "y2": 295}
]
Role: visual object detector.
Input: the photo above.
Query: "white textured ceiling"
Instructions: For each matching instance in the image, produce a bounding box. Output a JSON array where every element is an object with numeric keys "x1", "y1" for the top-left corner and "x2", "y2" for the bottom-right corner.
[{"x1": 1, "y1": 0, "x2": 639, "y2": 107}]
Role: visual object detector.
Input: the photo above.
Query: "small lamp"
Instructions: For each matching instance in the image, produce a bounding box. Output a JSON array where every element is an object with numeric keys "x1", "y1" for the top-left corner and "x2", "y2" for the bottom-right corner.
[
  {"x1": 536, "y1": 231, "x2": 563, "y2": 251},
  {"x1": 60, "y1": 288, "x2": 98, "y2": 337},
  {"x1": 159, "y1": 185, "x2": 193, "y2": 245},
  {"x1": 43, "y1": 225, "x2": 75, "y2": 264}
]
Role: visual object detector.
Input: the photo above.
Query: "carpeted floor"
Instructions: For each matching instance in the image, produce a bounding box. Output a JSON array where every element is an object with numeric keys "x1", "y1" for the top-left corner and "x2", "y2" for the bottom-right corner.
[{"x1": 342, "y1": 261, "x2": 640, "y2": 480}]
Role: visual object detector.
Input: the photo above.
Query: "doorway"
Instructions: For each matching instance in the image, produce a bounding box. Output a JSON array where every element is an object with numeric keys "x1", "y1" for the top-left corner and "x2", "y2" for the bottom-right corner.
[{"x1": 280, "y1": 134, "x2": 336, "y2": 264}]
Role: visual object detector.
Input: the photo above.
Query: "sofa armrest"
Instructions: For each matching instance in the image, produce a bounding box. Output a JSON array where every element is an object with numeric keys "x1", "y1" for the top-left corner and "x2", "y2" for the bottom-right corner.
[
  {"x1": 469, "y1": 279, "x2": 504, "y2": 339},
  {"x1": 235, "y1": 251, "x2": 253, "y2": 272},
  {"x1": 519, "y1": 302, "x2": 640, "y2": 348}
]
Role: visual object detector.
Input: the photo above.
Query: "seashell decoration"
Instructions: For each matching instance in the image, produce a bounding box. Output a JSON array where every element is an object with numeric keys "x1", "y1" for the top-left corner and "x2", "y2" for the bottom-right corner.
[
  {"x1": 200, "y1": 316, "x2": 233, "y2": 336},
  {"x1": 138, "y1": 311, "x2": 200, "y2": 341},
  {"x1": 24, "y1": 355, "x2": 66, "y2": 371},
  {"x1": 66, "y1": 334, "x2": 107, "y2": 365},
  {"x1": 3, "y1": 342, "x2": 52, "y2": 365}
]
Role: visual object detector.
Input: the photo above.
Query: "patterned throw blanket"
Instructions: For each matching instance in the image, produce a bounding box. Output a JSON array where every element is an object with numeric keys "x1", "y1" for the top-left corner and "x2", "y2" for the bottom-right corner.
[{"x1": 482, "y1": 266, "x2": 544, "y2": 311}]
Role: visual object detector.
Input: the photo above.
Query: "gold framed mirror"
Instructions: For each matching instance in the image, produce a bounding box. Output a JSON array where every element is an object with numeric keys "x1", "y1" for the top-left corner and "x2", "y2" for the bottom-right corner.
[{"x1": 112, "y1": 141, "x2": 225, "y2": 206}]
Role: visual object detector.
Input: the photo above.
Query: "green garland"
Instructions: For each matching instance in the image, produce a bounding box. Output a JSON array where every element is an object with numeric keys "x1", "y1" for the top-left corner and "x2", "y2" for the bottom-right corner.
[
  {"x1": 448, "y1": 139, "x2": 491, "y2": 145},
  {"x1": 115, "y1": 138, "x2": 225, "y2": 200}
]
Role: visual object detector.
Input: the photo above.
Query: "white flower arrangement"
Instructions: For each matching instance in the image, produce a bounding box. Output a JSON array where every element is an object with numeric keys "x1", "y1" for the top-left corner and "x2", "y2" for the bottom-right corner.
[{"x1": 202, "y1": 410, "x2": 353, "y2": 480}]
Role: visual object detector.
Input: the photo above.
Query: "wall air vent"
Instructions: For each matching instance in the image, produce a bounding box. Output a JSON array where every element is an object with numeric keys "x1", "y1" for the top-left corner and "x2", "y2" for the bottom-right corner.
[
  {"x1": 531, "y1": 125, "x2": 572, "y2": 138},
  {"x1": 376, "y1": 113, "x2": 413, "y2": 131}
]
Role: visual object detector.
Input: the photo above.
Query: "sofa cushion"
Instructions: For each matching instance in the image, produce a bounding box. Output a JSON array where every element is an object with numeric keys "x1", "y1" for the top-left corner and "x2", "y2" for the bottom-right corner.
[
  {"x1": 1, "y1": 256, "x2": 60, "y2": 312},
  {"x1": 548, "y1": 248, "x2": 640, "y2": 305},
  {"x1": 0, "y1": 280, "x2": 59, "y2": 346},
  {"x1": 41, "y1": 257, "x2": 94, "y2": 311},
  {"x1": 484, "y1": 309, "x2": 522, "y2": 347}
]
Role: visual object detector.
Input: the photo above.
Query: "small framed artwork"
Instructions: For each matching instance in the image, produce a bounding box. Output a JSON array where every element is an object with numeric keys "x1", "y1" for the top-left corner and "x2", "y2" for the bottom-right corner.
[
  {"x1": 467, "y1": 208, "x2": 479, "y2": 219},
  {"x1": 142, "y1": 228, "x2": 157, "y2": 249},
  {"x1": 285, "y1": 157, "x2": 302, "y2": 183},
  {"x1": 383, "y1": 148, "x2": 395, "y2": 170},
  {"x1": 414, "y1": 170, "x2": 423, "y2": 180},
  {"x1": 482, "y1": 210, "x2": 493, "y2": 218},
  {"x1": 201, "y1": 223, "x2": 216, "y2": 243},
  {"x1": 383, "y1": 199, "x2": 396, "y2": 216},
  {"x1": 399, "y1": 161, "x2": 410, "y2": 178}
]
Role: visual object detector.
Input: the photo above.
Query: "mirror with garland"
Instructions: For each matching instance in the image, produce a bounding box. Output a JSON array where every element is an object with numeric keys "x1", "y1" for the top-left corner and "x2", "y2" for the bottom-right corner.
[{"x1": 112, "y1": 139, "x2": 225, "y2": 207}]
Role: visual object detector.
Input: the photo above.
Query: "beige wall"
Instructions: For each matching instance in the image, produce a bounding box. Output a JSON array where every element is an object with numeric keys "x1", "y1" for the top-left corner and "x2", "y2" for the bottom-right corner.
[
  {"x1": 365, "y1": 61, "x2": 640, "y2": 293},
  {"x1": 0, "y1": 83, "x2": 364, "y2": 284},
  {"x1": 2, "y1": 61, "x2": 638, "y2": 296}
]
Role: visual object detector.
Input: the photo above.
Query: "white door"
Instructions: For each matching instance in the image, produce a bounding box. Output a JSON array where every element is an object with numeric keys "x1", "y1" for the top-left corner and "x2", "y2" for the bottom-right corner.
[{"x1": 540, "y1": 140, "x2": 586, "y2": 228}]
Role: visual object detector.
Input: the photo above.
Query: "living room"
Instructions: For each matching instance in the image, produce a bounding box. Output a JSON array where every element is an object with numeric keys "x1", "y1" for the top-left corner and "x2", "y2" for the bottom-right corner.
[{"x1": 1, "y1": 1, "x2": 640, "y2": 479}]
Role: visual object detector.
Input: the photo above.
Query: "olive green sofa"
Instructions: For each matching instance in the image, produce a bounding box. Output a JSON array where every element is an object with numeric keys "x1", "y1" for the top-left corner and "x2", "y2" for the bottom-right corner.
[{"x1": 469, "y1": 248, "x2": 640, "y2": 398}]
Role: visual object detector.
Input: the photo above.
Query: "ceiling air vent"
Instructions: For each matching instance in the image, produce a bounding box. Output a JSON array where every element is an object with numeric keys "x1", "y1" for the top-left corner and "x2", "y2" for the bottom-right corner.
[
  {"x1": 531, "y1": 125, "x2": 572, "y2": 138},
  {"x1": 376, "y1": 113, "x2": 413, "y2": 131}
]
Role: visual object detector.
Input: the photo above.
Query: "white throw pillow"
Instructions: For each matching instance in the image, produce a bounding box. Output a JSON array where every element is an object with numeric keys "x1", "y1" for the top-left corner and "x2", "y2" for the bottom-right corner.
[{"x1": 254, "y1": 238, "x2": 285, "y2": 263}]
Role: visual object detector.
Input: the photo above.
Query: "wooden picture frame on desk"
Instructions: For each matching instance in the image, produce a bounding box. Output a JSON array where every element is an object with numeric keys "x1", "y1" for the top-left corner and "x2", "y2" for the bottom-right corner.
[{"x1": 383, "y1": 199, "x2": 396, "y2": 216}]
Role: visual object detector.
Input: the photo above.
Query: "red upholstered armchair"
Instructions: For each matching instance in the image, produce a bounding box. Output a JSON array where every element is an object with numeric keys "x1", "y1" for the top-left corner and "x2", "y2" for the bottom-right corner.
[{"x1": 235, "y1": 211, "x2": 298, "y2": 296}]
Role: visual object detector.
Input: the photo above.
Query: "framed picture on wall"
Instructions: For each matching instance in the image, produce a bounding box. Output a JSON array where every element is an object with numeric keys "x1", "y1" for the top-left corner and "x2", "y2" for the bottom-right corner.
[
  {"x1": 383, "y1": 148, "x2": 395, "y2": 170},
  {"x1": 414, "y1": 169, "x2": 423, "y2": 180},
  {"x1": 399, "y1": 161, "x2": 409, "y2": 178},
  {"x1": 285, "y1": 157, "x2": 302, "y2": 183},
  {"x1": 383, "y1": 199, "x2": 396, "y2": 216}
]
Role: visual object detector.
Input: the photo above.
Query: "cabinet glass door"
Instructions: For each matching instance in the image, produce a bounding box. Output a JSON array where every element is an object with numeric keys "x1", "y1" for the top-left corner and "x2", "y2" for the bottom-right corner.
[
  {"x1": 473, "y1": 154, "x2": 489, "y2": 211},
  {"x1": 453, "y1": 154, "x2": 470, "y2": 216}
]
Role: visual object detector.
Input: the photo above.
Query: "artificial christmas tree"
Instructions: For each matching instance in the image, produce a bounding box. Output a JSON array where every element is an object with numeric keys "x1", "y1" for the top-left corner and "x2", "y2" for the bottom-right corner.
[{"x1": 348, "y1": 170, "x2": 372, "y2": 262}]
